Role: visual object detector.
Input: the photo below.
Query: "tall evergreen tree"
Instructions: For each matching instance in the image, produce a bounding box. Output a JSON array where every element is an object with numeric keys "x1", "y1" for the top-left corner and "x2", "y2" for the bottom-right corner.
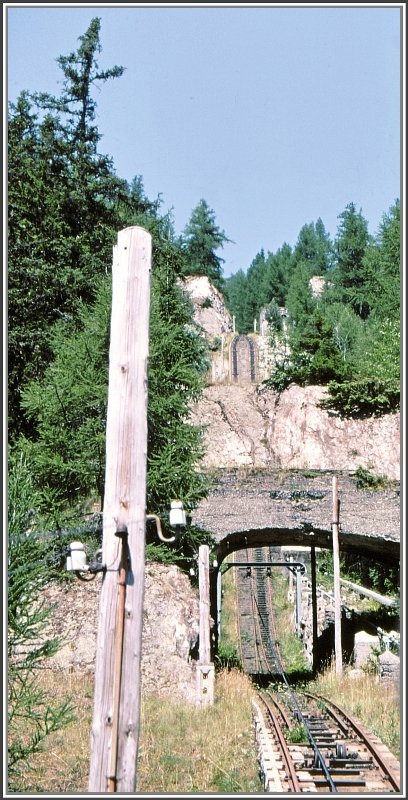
[
  {"x1": 261, "y1": 242, "x2": 294, "y2": 307},
  {"x1": 292, "y1": 219, "x2": 332, "y2": 276},
  {"x1": 241, "y1": 250, "x2": 268, "y2": 333},
  {"x1": 332, "y1": 202, "x2": 371, "y2": 318},
  {"x1": 182, "y1": 199, "x2": 229, "y2": 291},
  {"x1": 8, "y1": 18, "x2": 129, "y2": 440},
  {"x1": 285, "y1": 260, "x2": 316, "y2": 327},
  {"x1": 224, "y1": 269, "x2": 247, "y2": 334},
  {"x1": 362, "y1": 199, "x2": 400, "y2": 321},
  {"x1": 20, "y1": 217, "x2": 210, "y2": 518}
]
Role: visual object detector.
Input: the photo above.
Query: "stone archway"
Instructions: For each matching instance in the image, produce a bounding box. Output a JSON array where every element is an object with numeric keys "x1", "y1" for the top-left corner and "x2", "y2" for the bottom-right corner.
[{"x1": 230, "y1": 335, "x2": 257, "y2": 383}]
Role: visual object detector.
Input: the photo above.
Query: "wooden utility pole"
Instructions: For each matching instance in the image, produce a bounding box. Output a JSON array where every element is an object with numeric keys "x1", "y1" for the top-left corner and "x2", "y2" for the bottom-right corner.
[
  {"x1": 332, "y1": 476, "x2": 343, "y2": 675},
  {"x1": 88, "y1": 227, "x2": 152, "y2": 792},
  {"x1": 197, "y1": 545, "x2": 214, "y2": 705}
]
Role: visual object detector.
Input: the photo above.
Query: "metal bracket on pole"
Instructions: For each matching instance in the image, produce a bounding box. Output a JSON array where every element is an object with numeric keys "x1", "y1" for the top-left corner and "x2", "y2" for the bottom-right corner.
[
  {"x1": 146, "y1": 513, "x2": 176, "y2": 543},
  {"x1": 196, "y1": 663, "x2": 215, "y2": 706}
]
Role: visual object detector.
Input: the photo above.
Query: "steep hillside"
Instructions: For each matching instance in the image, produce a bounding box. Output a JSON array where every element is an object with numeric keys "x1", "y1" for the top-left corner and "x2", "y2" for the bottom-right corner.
[
  {"x1": 190, "y1": 383, "x2": 400, "y2": 480},
  {"x1": 181, "y1": 276, "x2": 400, "y2": 481}
]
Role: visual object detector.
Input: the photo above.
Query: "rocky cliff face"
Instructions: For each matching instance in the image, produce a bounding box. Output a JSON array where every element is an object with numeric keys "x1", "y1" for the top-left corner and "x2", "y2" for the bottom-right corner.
[
  {"x1": 180, "y1": 276, "x2": 233, "y2": 337},
  {"x1": 190, "y1": 383, "x2": 400, "y2": 481},
  {"x1": 42, "y1": 563, "x2": 200, "y2": 703},
  {"x1": 182, "y1": 277, "x2": 400, "y2": 482}
]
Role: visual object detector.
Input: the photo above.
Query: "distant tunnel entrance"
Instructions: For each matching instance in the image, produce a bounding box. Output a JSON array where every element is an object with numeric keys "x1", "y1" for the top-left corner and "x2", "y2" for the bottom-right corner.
[{"x1": 230, "y1": 335, "x2": 257, "y2": 383}]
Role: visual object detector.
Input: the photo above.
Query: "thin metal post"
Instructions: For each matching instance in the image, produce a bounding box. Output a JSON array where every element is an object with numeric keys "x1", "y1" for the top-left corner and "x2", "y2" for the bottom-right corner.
[
  {"x1": 295, "y1": 566, "x2": 302, "y2": 636},
  {"x1": 108, "y1": 528, "x2": 128, "y2": 793},
  {"x1": 332, "y1": 476, "x2": 343, "y2": 675},
  {"x1": 216, "y1": 569, "x2": 222, "y2": 643},
  {"x1": 310, "y1": 545, "x2": 318, "y2": 674}
]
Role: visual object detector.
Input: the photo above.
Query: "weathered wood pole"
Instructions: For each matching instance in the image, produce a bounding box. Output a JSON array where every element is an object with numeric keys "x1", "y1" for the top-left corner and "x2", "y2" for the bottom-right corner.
[
  {"x1": 88, "y1": 226, "x2": 152, "y2": 792},
  {"x1": 332, "y1": 476, "x2": 343, "y2": 675},
  {"x1": 197, "y1": 544, "x2": 214, "y2": 705}
]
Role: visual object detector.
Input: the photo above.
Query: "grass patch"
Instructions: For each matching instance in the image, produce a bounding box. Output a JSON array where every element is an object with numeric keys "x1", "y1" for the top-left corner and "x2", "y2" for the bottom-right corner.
[
  {"x1": 305, "y1": 664, "x2": 400, "y2": 759},
  {"x1": 137, "y1": 669, "x2": 262, "y2": 793},
  {"x1": 271, "y1": 569, "x2": 311, "y2": 675},
  {"x1": 8, "y1": 667, "x2": 262, "y2": 794},
  {"x1": 8, "y1": 669, "x2": 94, "y2": 793},
  {"x1": 216, "y1": 559, "x2": 241, "y2": 669}
]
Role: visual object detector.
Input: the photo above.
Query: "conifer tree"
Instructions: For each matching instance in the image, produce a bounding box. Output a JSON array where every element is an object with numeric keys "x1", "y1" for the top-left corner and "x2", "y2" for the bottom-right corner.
[
  {"x1": 8, "y1": 18, "x2": 128, "y2": 440},
  {"x1": 332, "y1": 202, "x2": 371, "y2": 318},
  {"x1": 292, "y1": 219, "x2": 332, "y2": 275},
  {"x1": 224, "y1": 269, "x2": 247, "y2": 333},
  {"x1": 262, "y1": 243, "x2": 294, "y2": 307},
  {"x1": 182, "y1": 199, "x2": 230, "y2": 291},
  {"x1": 8, "y1": 455, "x2": 74, "y2": 791},
  {"x1": 20, "y1": 218, "x2": 210, "y2": 518}
]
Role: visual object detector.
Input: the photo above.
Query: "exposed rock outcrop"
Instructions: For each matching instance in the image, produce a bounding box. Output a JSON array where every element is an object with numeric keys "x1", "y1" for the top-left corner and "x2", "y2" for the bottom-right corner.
[
  {"x1": 180, "y1": 276, "x2": 233, "y2": 338},
  {"x1": 41, "y1": 563, "x2": 200, "y2": 703},
  {"x1": 190, "y1": 383, "x2": 400, "y2": 481}
]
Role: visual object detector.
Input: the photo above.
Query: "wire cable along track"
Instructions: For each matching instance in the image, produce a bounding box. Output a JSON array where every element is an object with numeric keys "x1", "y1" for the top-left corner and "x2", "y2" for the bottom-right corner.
[
  {"x1": 235, "y1": 547, "x2": 400, "y2": 792},
  {"x1": 256, "y1": 690, "x2": 401, "y2": 793},
  {"x1": 236, "y1": 546, "x2": 281, "y2": 676}
]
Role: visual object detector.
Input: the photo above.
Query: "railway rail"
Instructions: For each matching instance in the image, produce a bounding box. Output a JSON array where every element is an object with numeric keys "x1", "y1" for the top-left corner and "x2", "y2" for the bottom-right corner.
[
  {"x1": 235, "y1": 546, "x2": 281, "y2": 675},
  {"x1": 254, "y1": 690, "x2": 401, "y2": 793},
  {"x1": 233, "y1": 546, "x2": 400, "y2": 792}
]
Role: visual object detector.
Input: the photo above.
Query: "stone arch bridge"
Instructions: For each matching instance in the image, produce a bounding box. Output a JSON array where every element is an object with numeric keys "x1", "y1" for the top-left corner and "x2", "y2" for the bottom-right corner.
[
  {"x1": 192, "y1": 469, "x2": 400, "y2": 564},
  {"x1": 191, "y1": 469, "x2": 400, "y2": 651}
]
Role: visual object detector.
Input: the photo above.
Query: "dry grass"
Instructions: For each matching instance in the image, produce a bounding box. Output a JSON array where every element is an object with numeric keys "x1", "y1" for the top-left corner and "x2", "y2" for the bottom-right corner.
[
  {"x1": 137, "y1": 668, "x2": 262, "y2": 793},
  {"x1": 220, "y1": 561, "x2": 239, "y2": 645},
  {"x1": 10, "y1": 669, "x2": 94, "y2": 793},
  {"x1": 307, "y1": 663, "x2": 401, "y2": 759},
  {"x1": 10, "y1": 667, "x2": 262, "y2": 794},
  {"x1": 9, "y1": 564, "x2": 399, "y2": 791}
]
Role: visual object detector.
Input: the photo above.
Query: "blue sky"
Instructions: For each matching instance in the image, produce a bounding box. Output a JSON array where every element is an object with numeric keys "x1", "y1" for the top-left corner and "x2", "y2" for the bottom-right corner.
[{"x1": 6, "y1": 3, "x2": 402, "y2": 277}]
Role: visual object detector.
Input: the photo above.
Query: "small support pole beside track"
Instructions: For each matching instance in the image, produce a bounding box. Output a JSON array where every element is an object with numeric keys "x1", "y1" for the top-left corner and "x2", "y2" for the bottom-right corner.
[
  {"x1": 295, "y1": 565, "x2": 302, "y2": 636},
  {"x1": 310, "y1": 545, "x2": 318, "y2": 674},
  {"x1": 197, "y1": 544, "x2": 214, "y2": 705},
  {"x1": 332, "y1": 476, "x2": 343, "y2": 675}
]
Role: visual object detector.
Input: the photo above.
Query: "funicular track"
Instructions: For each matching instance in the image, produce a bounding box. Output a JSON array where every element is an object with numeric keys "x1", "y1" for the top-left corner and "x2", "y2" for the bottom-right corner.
[
  {"x1": 236, "y1": 546, "x2": 280, "y2": 675},
  {"x1": 255, "y1": 689, "x2": 401, "y2": 793},
  {"x1": 234, "y1": 547, "x2": 400, "y2": 792}
]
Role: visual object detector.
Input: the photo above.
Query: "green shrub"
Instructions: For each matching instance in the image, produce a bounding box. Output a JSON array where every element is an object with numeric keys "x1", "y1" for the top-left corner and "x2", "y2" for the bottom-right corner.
[
  {"x1": 354, "y1": 466, "x2": 389, "y2": 490},
  {"x1": 319, "y1": 377, "x2": 400, "y2": 417},
  {"x1": 215, "y1": 642, "x2": 241, "y2": 671}
]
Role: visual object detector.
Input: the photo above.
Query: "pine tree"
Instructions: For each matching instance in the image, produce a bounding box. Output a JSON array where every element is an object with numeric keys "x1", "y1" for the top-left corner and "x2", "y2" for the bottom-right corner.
[
  {"x1": 182, "y1": 199, "x2": 230, "y2": 291},
  {"x1": 8, "y1": 455, "x2": 75, "y2": 791},
  {"x1": 261, "y1": 242, "x2": 294, "y2": 307},
  {"x1": 241, "y1": 250, "x2": 268, "y2": 333},
  {"x1": 8, "y1": 18, "x2": 128, "y2": 440},
  {"x1": 224, "y1": 269, "x2": 247, "y2": 333},
  {"x1": 332, "y1": 202, "x2": 371, "y2": 318},
  {"x1": 362, "y1": 199, "x2": 400, "y2": 320},
  {"x1": 20, "y1": 218, "x2": 210, "y2": 518}
]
